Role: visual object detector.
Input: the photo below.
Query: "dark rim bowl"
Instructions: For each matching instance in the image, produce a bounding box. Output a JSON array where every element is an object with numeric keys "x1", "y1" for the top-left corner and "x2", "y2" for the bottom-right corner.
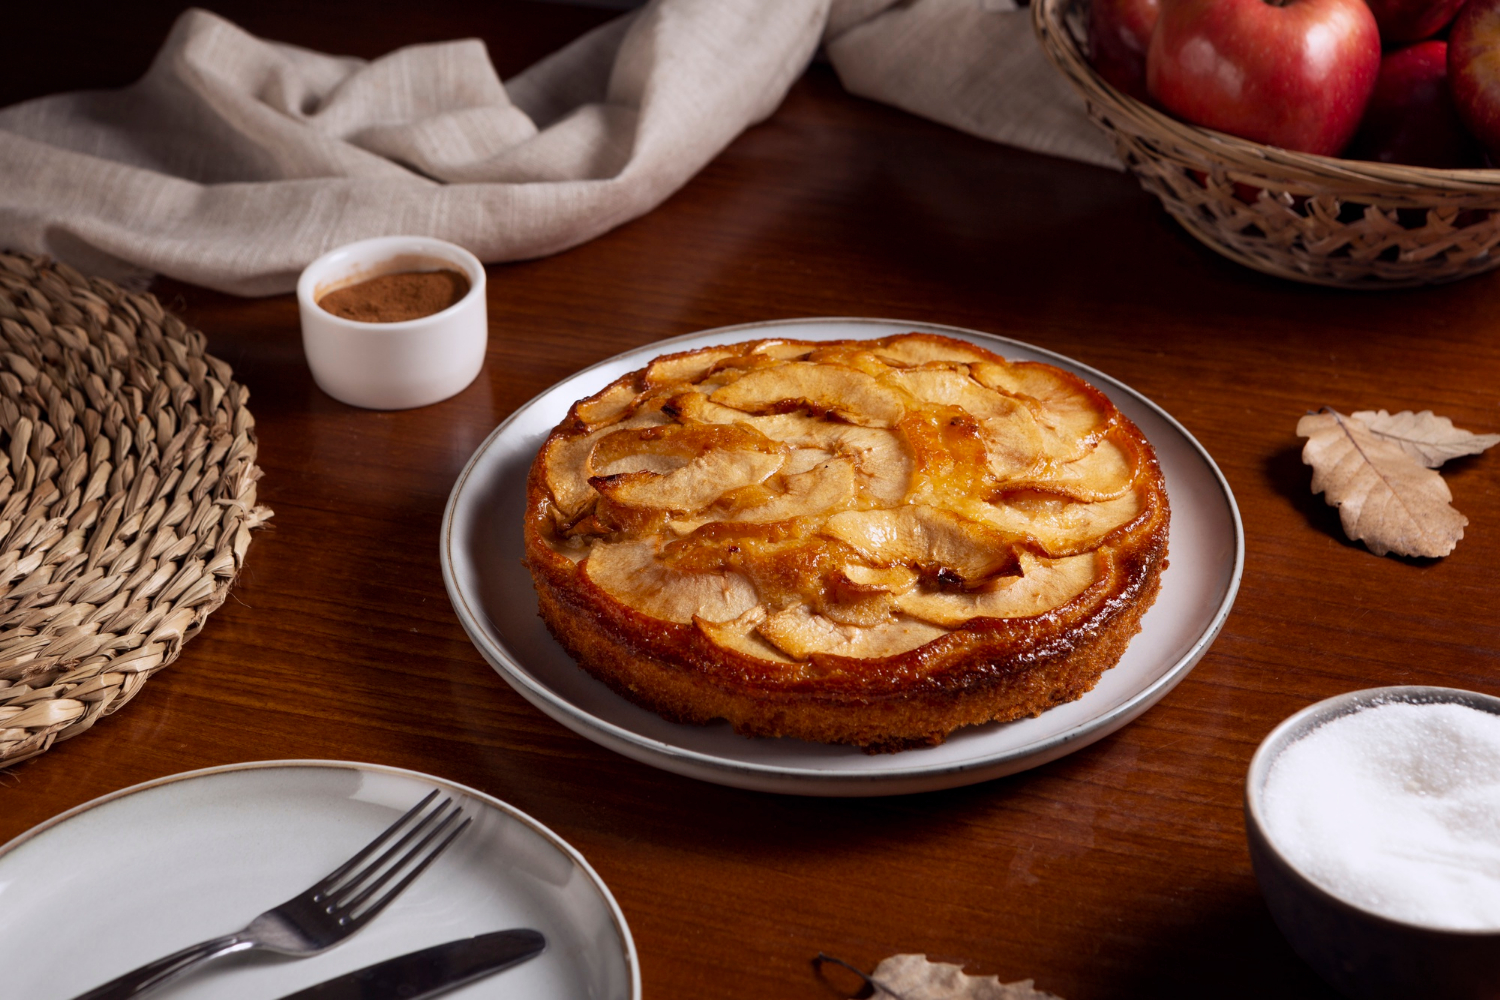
[{"x1": 1245, "y1": 685, "x2": 1500, "y2": 1000}]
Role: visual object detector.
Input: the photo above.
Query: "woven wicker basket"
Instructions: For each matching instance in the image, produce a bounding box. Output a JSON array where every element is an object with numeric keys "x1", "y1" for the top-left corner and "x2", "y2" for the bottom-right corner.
[
  {"x1": 0, "y1": 252, "x2": 271, "y2": 768},
  {"x1": 1034, "y1": 0, "x2": 1500, "y2": 288}
]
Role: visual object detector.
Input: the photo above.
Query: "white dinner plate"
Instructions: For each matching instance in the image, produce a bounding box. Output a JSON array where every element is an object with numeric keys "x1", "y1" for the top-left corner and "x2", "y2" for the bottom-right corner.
[
  {"x1": 442, "y1": 318, "x2": 1243, "y2": 796},
  {"x1": 0, "y1": 761, "x2": 638, "y2": 1000}
]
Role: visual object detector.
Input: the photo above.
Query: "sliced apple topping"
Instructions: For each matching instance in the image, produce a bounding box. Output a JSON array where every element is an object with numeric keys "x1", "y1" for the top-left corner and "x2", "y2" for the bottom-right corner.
[
  {"x1": 709, "y1": 362, "x2": 907, "y2": 427},
  {"x1": 979, "y1": 415, "x2": 1047, "y2": 481},
  {"x1": 757, "y1": 604, "x2": 947, "y2": 661},
  {"x1": 729, "y1": 411, "x2": 829, "y2": 439},
  {"x1": 543, "y1": 411, "x2": 671, "y2": 517},
  {"x1": 544, "y1": 536, "x2": 591, "y2": 563},
  {"x1": 544, "y1": 333, "x2": 1156, "y2": 644},
  {"x1": 883, "y1": 367, "x2": 1045, "y2": 480},
  {"x1": 886, "y1": 366, "x2": 1013, "y2": 419},
  {"x1": 664, "y1": 526, "x2": 895, "y2": 620},
  {"x1": 661, "y1": 391, "x2": 747, "y2": 425},
  {"x1": 590, "y1": 451, "x2": 691, "y2": 478},
  {"x1": 587, "y1": 422, "x2": 775, "y2": 473},
  {"x1": 666, "y1": 516, "x2": 711, "y2": 537},
  {"x1": 725, "y1": 457, "x2": 858, "y2": 524},
  {"x1": 822, "y1": 505, "x2": 1020, "y2": 582},
  {"x1": 783, "y1": 447, "x2": 838, "y2": 476},
  {"x1": 645, "y1": 347, "x2": 738, "y2": 387},
  {"x1": 583, "y1": 538, "x2": 758, "y2": 624},
  {"x1": 748, "y1": 340, "x2": 816, "y2": 362},
  {"x1": 824, "y1": 566, "x2": 910, "y2": 626},
  {"x1": 536, "y1": 507, "x2": 592, "y2": 562},
  {"x1": 591, "y1": 449, "x2": 785, "y2": 512},
  {"x1": 895, "y1": 551, "x2": 1101, "y2": 626},
  {"x1": 585, "y1": 423, "x2": 787, "y2": 512},
  {"x1": 833, "y1": 426, "x2": 912, "y2": 506},
  {"x1": 723, "y1": 414, "x2": 911, "y2": 506},
  {"x1": 543, "y1": 434, "x2": 600, "y2": 518},
  {"x1": 970, "y1": 361, "x2": 1115, "y2": 463},
  {"x1": 899, "y1": 408, "x2": 995, "y2": 504},
  {"x1": 1015, "y1": 434, "x2": 1136, "y2": 501},
  {"x1": 694, "y1": 605, "x2": 798, "y2": 664},
  {"x1": 807, "y1": 344, "x2": 891, "y2": 378},
  {"x1": 697, "y1": 347, "x2": 787, "y2": 380},
  {"x1": 840, "y1": 564, "x2": 920, "y2": 593},
  {"x1": 971, "y1": 489, "x2": 1143, "y2": 556},
  {"x1": 820, "y1": 589, "x2": 897, "y2": 627},
  {"x1": 573, "y1": 376, "x2": 642, "y2": 429},
  {"x1": 870, "y1": 333, "x2": 998, "y2": 367}
]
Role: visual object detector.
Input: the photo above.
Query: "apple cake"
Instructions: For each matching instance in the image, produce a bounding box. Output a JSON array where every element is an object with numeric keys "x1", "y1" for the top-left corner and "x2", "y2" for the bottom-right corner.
[{"x1": 524, "y1": 333, "x2": 1169, "y2": 752}]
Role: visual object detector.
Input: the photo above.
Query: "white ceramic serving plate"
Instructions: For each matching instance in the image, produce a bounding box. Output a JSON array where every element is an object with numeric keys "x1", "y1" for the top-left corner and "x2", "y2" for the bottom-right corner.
[
  {"x1": 0, "y1": 761, "x2": 638, "y2": 1000},
  {"x1": 442, "y1": 318, "x2": 1243, "y2": 796}
]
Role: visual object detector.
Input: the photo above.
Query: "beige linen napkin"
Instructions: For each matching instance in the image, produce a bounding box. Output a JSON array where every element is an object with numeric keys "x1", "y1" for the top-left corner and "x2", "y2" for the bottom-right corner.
[
  {"x1": 0, "y1": 0, "x2": 1110, "y2": 295},
  {"x1": 827, "y1": 0, "x2": 1116, "y2": 170}
]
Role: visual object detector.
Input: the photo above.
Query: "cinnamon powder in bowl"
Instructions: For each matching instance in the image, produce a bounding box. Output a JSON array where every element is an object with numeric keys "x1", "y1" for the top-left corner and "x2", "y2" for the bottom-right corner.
[
  {"x1": 296, "y1": 236, "x2": 487, "y2": 409},
  {"x1": 317, "y1": 269, "x2": 470, "y2": 323}
]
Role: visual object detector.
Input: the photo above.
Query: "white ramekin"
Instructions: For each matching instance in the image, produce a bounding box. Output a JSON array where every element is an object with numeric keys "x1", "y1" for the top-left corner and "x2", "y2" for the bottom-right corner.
[{"x1": 296, "y1": 236, "x2": 487, "y2": 410}]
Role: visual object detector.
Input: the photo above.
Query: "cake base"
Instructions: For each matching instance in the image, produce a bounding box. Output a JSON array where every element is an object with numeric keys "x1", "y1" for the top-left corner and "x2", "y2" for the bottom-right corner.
[{"x1": 530, "y1": 545, "x2": 1165, "y2": 753}]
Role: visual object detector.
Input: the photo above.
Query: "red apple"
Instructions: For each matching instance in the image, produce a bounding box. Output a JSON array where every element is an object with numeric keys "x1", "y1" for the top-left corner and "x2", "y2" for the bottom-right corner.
[
  {"x1": 1449, "y1": 0, "x2": 1500, "y2": 158},
  {"x1": 1090, "y1": 0, "x2": 1161, "y2": 102},
  {"x1": 1362, "y1": 0, "x2": 1468, "y2": 42},
  {"x1": 1348, "y1": 42, "x2": 1482, "y2": 167},
  {"x1": 1147, "y1": 0, "x2": 1381, "y2": 157}
]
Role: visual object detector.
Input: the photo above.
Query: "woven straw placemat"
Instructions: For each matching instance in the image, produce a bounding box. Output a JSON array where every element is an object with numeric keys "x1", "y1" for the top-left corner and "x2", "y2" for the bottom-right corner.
[{"x1": 0, "y1": 251, "x2": 271, "y2": 768}]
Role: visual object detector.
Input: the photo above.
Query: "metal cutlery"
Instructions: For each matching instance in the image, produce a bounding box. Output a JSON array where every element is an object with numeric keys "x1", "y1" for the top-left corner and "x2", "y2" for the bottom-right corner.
[
  {"x1": 71, "y1": 789, "x2": 470, "y2": 1000},
  {"x1": 274, "y1": 928, "x2": 546, "y2": 1000}
]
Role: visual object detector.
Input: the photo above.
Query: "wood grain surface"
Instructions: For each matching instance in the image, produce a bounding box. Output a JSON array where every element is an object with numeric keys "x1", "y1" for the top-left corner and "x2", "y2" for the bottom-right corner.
[{"x1": 4, "y1": 4, "x2": 1499, "y2": 998}]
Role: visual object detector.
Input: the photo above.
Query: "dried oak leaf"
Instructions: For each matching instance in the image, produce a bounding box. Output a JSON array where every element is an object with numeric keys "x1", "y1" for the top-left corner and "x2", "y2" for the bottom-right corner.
[
  {"x1": 868, "y1": 954, "x2": 1064, "y2": 1000},
  {"x1": 1297, "y1": 408, "x2": 1474, "y2": 558},
  {"x1": 1350, "y1": 409, "x2": 1500, "y2": 468}
]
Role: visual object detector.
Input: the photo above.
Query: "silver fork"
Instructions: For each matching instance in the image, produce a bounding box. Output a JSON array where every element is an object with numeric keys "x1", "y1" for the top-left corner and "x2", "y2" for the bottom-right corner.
[{"x1": 72, "y1": 789, "x2": 471, "y2": 1000}]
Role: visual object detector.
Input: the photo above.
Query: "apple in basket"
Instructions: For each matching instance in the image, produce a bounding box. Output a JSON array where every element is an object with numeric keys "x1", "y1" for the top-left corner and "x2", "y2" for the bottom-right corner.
[
  {"x1": 1362, "y1": 0, "x2": 1468, "y2": 43},
  {"x1": 1347, "y1": 42, "x2": 1483, "y2": 168},
  {"x1": 1450, "y1": 0, "x2": 1500, "y2": 159},
  {"x1": 1146, "y1": 0, "x2": 1381, "y2": 157},
  {"x1": 1089, "y1": 0, "x2": 1161, "y2": 101}
]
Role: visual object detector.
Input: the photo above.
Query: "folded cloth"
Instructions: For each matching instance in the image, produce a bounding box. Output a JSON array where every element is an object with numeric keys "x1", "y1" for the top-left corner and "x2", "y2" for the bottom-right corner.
[
  {"x1": 827, "y1": 0, "x2": 1117, "y2": 170},
  {"x1": 0, "y1": 0, "x2": 1112, "y2": 295}
]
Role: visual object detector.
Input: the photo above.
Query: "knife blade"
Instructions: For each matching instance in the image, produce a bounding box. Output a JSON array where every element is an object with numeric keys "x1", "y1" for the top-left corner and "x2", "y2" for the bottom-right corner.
[{"x1": 275, "y1": 929, "x2": 546, "y2": 1000}]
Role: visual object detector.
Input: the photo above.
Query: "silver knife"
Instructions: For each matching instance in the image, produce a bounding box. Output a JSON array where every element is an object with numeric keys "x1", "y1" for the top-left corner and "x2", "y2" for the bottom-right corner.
[{"x1": 274, "y1": 929, "x2": 546, "y2": 1000}]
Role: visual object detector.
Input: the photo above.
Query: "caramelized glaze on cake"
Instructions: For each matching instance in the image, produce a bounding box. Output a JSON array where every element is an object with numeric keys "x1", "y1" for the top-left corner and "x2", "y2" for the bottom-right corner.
[{"x1": 524, "y1": 333, "x2": 1169, "y2": 751}]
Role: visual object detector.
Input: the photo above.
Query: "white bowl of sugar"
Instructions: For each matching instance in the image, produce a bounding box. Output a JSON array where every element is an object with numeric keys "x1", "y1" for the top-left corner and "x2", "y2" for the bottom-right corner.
[{"x1": 1245, "y1": 686, "x2": 1500, "y2": 999}]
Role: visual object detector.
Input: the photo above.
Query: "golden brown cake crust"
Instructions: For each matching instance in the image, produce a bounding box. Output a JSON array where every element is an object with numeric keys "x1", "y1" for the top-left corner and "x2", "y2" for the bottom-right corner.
[{"x1": 523, "y1": 333, "x2": 1169, "y2": 751}]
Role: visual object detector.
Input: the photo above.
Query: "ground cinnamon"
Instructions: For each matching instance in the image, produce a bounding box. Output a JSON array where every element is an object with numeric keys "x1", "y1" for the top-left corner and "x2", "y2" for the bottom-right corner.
[{"x1": 318, "y1": 268, "x2": 469, "y2": 323}]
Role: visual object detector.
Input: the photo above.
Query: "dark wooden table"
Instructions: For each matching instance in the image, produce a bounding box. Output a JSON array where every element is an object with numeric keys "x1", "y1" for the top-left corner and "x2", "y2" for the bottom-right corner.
[{"x1": 5, "y1": 3, "x2": 1498, "y2": 997}]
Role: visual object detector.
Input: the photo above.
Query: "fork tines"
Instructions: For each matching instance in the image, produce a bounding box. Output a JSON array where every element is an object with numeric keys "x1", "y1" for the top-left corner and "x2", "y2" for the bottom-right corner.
[{"x1": 315, "y1": 790, "x2": 471, "y2": 925}]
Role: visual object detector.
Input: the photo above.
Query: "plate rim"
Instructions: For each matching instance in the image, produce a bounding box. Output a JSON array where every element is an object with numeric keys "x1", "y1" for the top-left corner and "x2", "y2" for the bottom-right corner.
[
  {"x1": 441, "y1": 316, "x2": 1245, "y2": 792},
  {"x1": 0, "y1": 758, "x2": 642, "y2": 1000}
]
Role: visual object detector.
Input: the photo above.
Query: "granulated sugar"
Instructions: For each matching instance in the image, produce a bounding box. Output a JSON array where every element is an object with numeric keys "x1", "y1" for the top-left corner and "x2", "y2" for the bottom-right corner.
[{"x1": 1262, "y1": 701, "x2": 1500, "y2": 930}]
